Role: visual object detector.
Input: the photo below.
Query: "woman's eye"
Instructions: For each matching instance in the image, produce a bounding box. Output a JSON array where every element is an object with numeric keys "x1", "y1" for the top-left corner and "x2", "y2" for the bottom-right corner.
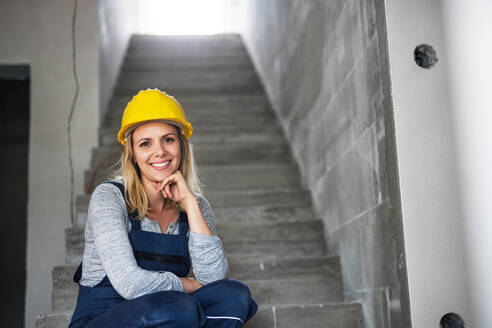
[
  {"x1": 163, "y1": 137, "x2": 174, "y2": 143},
  {"x1": 139, "y1": 141, "x2": 150, "y2": 147}
]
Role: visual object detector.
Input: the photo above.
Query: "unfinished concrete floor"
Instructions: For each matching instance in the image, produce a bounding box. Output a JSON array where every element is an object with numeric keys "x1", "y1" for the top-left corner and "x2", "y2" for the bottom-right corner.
[{"x1": 35, "y1": 34, "x2": 363, "y2": 328}]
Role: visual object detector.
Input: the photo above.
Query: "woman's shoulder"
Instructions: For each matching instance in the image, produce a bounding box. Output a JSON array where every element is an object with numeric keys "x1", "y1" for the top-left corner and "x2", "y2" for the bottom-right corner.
[
  {"x1": 92, "y1": 181, "x2": 124, "y2": 196},
  {"x1": 89, "y1": 181, "x2": 126, "y2": 210}
]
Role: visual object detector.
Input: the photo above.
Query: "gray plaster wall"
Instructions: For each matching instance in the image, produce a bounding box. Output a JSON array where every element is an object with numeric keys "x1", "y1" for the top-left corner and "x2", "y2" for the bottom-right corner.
[
  {"x1": 99, "y1": 0, "x2": 138, "y2": 121},
  {"x1": 0, "y1": 1, "x2": 100, "y2": 326},
  {"x1": 240, "y1": 1, "x2": 409, "y2": 327}
]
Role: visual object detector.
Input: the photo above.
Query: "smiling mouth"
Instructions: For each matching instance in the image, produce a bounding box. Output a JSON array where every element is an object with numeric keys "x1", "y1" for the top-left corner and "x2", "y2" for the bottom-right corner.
[{"x1": 151, "y1": 160, "x2": 170, "y2": 170}]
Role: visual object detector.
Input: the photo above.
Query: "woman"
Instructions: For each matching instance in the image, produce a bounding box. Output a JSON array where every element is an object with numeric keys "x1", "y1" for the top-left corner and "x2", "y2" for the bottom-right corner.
[{"x1": 70, "y1": 89, "x2": 258, "y2": 327}]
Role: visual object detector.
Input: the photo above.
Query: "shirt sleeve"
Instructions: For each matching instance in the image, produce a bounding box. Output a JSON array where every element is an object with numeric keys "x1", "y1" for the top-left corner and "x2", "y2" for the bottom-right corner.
[
  {"x1": 189, "y1": 195, "x2": 229, "y2": 284},
  {"x1": 89, "y1": 183, "x2": 184, "y2": 299}
]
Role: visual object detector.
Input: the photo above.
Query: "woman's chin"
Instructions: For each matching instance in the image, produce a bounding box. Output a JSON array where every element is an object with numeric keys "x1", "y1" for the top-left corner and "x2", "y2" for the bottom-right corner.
[{"x1": 143, "y1": 170, "x2": 175, "y2": 184}]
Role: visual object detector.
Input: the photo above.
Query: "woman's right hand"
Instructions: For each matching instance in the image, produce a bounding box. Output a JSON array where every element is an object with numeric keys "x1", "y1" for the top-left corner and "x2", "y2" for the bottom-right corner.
[{"x1": 179, "y1": 277, "x2": 203, "y2": 293}]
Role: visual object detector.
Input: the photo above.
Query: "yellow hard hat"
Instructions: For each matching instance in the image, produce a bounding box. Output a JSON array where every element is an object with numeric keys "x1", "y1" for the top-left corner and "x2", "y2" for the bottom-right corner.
[{"x1": 117, "y1": 89, "x2": 193, "y2": 145}]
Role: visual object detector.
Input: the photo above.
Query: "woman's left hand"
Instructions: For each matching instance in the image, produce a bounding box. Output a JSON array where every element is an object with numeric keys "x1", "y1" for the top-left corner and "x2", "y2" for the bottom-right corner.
[{"x1": 156, "y1": 170, "x2": 194, "y2": 205}]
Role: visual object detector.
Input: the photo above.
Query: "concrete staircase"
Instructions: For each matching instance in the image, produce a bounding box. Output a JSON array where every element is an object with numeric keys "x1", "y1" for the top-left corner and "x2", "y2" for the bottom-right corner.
[{"x1": 36, "y1": 34, "x2": 363, "y2": 328}]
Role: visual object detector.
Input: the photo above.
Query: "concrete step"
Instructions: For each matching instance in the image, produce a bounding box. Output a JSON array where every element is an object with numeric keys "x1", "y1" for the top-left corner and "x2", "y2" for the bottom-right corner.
[
  {"x1": 99, "y1": 122, "x2": 284, "y2": 146},
  {"x1": 65, "y1": 217, "x2": 323, "y2": 264},
  {"x1": 35, "y1": 312, "x2": 70, "y2": 328},
  {"x1": 52, "y1": 266, "x2": 78, "y2": 313},
  {"x1": 86, "y1": 164, "x2": 301, "y2": 195},
  {"x1": 128, "y1": 34, "x2": 244, "y2": 47},
  {"x1": 105, "y1": 104, "x2": 275, "y2": 126},
  {"x1": 74, "y1": 203, "x2": 316, "y2": 231},
  {"x1": 227, "y1": 256, "x2": 340, "y2": 281},
  {"x1": 200, "y1": 164, "x2": 300, "y2": 190},
  {"x1": 93, "y1": 135, "x2": 289, "y2": 169},
  {"x1": 126, "y1": 45, "x2": 247, "y2": 60},
  {"x1": 36, "y1": 302, "x2": 364, "y2": 328},
  {"x1": 122, "y1": 56, "x2": 253, "y2": 71},
  {"x1": 115, "y1": 75, "x2": 260, "y2": 94},
  {"x1": 65, "y1": 225, "x2": 323, "y2": 266},
  {"x1": 53, "y1": 256, "x2": 340, "y2": 297},
  {"x1": 91, "y1": 136, "x2": 293, "y2": 172},
  {"x1": 205, "y1": 188, "x2": 311, "y2": 209},
  {"x1": 248, "y1": 278, "x2": 342, "y2": 306},
  {"x1": 66, "y1": 238, "x2": 325, "y2": 267},
  {"x1": 213, "y1": 205, "x2": 317, "y2": 225},
  {"x1": 102, "y1": 112, "x2": 278, "y2": 130},
  {"x1": 247, "y1": 303, "x2": 364, "y2": 328},
  {"x1": 103, "y1": 94, "x2": 270, "y2": 118},
  {"x1": 75, "y1": 187, "x2": 311, "y2": 215},
  {"x1": 223, "y1": 239, "x2": 325, "y2": 259},
  {"x1": 126, "y1": 41, "x2": 247, "y2": 55},
  {"x1": 114, "y1": 86, "x2": 262, "y2": 98},
  {"x1": 65, "y1": 219, "x2": 323, "y2": 248},
  {"x1": 217, "y1": 219, "x2": 323, "y2": 242},
  {"x1": 52, "y1": 276, "x2": 340, "y2": 313},
  {"x1": 100, "y1": 128, "x2": 285, "y2": 146},
  {"x1": 118, "y1": 67, "x2": 258, "y2": 83},
  {"x1": 114, "y1": 79, "x2": 262, "y2": 98}
]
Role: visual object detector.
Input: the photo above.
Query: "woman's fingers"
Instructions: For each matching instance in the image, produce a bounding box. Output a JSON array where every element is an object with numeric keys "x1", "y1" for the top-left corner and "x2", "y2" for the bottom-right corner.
[
  {"x1": 155, "y1": 170, "x2": 192, "y2": 202},
  {"x1": 165, "y1": 183, "x2": 172, "y2": 199}
]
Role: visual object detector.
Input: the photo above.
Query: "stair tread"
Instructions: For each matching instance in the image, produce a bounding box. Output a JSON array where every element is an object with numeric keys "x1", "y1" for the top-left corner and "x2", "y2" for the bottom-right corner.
[
  {"x1": 52, "y1": 277, "x2": 342, "y2": 312},
  {"x1": 36, "y1": 302, "x2": 363, "y2": 328},
  {"x1": 76, "y1": 187, "x2": 311, "y2": 213}
]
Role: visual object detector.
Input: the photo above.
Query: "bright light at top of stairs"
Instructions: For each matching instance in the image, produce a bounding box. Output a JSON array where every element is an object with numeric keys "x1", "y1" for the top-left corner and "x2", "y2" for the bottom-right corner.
[{"x1": 138, "y1": 0, "x2": 239, "y2": 35}]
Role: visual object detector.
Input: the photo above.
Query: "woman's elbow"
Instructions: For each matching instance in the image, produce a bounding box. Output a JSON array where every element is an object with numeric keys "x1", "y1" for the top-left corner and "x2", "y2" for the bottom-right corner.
[{"x1": 197, "y1": 258, "x2": 229, "y2": 284}]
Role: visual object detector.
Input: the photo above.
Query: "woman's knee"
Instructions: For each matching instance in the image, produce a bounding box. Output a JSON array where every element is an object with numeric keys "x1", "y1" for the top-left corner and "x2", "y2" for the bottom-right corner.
[
  {"x1": 137, "y1": 291, "x2": 203, "y2": 326},
  {"x1": 214, "y1": 279, "x2": 256, "y2": 313}
]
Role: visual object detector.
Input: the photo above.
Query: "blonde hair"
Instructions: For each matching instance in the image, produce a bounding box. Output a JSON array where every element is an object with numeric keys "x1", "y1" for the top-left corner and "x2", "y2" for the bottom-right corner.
[{"x1": 117, "y1": 125, "x2": 202, "y2": 218}]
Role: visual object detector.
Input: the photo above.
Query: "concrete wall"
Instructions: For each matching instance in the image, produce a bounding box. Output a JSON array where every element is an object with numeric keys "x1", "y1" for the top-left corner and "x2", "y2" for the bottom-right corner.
[
  {"x1": 384, "y1": 0, "x2": 471, "y2": 326},
  {"x1": 442, "y1": 1, "x2": 492, "y2": 327},
  {"x1": 240, "y1": 0, "x2": 409, "y2": 327},
  {"x1": 0, "y1": 1, "x2": 100, "y2": 326},
  {"x1": 99, "y1": 0, "x2": 138, "y2": 121}
]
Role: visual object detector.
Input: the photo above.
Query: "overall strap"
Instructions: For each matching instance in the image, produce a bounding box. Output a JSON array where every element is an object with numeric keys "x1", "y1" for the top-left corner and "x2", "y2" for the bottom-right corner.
[
  {"x1": 130, "y1": 218, "x2": 142, "y2": 231},
  {"x1": 105, "y1": 181, "x2": 125, "y2": 196},
  {"x1": 178, "y1": 211, "x2": 189, "y2": 235}
]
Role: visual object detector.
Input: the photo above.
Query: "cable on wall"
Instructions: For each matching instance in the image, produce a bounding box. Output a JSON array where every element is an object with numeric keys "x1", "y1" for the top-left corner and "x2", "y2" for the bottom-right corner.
[{"x1": 68, "y1": 0, "x2": 79, "y2": 227}]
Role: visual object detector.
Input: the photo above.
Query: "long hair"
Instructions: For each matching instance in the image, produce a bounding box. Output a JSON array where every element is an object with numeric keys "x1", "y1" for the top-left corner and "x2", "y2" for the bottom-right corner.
[{"x1": 116, "y1": 125, "x2": 202, "y2": 218}]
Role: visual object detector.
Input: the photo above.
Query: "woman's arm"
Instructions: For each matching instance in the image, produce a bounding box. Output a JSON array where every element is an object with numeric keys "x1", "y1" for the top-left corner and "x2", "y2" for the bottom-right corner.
[
  {"x1": 188, "y1": 196, "x2": 229, "y2": 284},
  {"x1": 158, "y1": 172, "x2": 229, "y2": 284},
  {"x1": 89, "y1": 184, "x2": 184, "y2": 299}
]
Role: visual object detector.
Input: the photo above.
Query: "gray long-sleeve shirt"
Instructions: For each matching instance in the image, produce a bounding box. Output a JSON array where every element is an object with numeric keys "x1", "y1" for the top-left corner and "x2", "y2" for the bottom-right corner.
[{"x1": 79, "y1": 183, "x2": 228, "y2": 299}]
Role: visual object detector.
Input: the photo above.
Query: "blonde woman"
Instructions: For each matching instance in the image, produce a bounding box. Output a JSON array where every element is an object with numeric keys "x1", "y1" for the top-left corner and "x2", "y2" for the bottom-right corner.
[{"x1": 70, "y1": 89, "x2": 257, "y2": 327}]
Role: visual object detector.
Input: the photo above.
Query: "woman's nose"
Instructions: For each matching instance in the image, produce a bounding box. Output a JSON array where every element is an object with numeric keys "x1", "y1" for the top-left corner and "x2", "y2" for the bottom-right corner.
[{"x1": 155, "y1": 143, "x2": 166, "y2": 156}]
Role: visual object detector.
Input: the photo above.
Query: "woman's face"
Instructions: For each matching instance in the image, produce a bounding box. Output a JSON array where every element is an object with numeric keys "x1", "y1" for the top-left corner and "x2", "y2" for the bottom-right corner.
[{"x1": 131, "y1": 121, "x2": 181, "y2": 185}]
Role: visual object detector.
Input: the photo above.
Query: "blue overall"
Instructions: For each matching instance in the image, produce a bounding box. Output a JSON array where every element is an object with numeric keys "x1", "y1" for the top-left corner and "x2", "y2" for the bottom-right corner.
[{"x1": 70, "y1": 182, "x2": 257, "y2": 328}]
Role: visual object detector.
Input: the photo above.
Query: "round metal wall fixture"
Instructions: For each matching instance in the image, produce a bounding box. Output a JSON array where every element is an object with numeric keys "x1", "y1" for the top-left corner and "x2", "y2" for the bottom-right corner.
[
  {"x1": 414, "y1": 44, "x2": 438, "y2": 69},
  {"x1": 440, "y1": 313, "x2": 464, "y2": 328}
]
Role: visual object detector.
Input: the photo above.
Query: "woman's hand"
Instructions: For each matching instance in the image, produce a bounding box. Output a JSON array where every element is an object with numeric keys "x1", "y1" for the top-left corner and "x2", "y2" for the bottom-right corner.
[
  {"x1": 156, "y1": 170, "x2": 194, "y2": 206},
  {"x1": 155, "y1": 170, "x2": 213, "y2": 236},
  {"x1": 179, "y1": 277, "x2": 203, "y2": 293}
]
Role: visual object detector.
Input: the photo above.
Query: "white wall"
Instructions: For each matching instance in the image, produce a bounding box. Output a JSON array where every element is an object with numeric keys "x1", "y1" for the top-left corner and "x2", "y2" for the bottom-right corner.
[
  {"x1": 384, "y1": 0, "x2": 470, "y2": 326},
  {"x1": 99, "y1": 0, "x2": 139, "y2": 121},
  {"x1": 0, "y1": 1, "x2": 100, "y2": 326},
  {"x1": 443, "y1": 1, "x2": 492, "y2": 327}
]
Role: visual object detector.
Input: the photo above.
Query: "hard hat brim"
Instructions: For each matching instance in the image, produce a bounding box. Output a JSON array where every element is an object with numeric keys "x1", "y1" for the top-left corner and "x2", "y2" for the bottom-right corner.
[{"x1": 118, "y1": 119, "x2": 193, "y2": 145}]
